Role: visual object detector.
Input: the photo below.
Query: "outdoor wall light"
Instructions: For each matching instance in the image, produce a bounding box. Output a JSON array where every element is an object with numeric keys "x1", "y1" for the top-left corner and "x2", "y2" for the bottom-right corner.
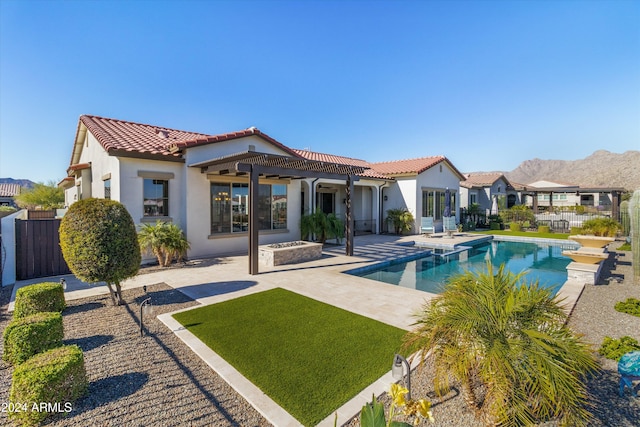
[
  {"x1": 392, "y1": 354, "x2": 411, "y2": 400},
  {"x1": 143, "y1": 285, "x2": 147, "y2": 293},
  {"x1": 140, "y1": 297, "x2": 152, "y2": 337}
]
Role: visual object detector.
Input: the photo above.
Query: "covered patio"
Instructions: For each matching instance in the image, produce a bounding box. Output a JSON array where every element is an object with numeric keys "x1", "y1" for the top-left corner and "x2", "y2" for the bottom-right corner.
[{"x1": 189, "y1": 150, "x2": 369, "y2": 274}]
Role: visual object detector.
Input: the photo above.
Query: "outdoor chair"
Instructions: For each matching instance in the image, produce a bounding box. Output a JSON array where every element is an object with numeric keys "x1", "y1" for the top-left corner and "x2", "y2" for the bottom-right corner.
[
  {"x1": 443, "y1": 216, "x2": 457, "y2": 234},
  {"x1": 420, "y1": 217, "x2": 434, "y2": 235}
]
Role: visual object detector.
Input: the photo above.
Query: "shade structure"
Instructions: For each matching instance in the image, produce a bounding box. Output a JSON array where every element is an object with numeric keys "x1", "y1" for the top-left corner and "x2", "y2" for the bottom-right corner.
[
  {"x1": 190, "y1": 150, "x2": 369, "y2": 274},
  {"x1": 443, "y1": 187, "x2": 451, "y2": 217}
]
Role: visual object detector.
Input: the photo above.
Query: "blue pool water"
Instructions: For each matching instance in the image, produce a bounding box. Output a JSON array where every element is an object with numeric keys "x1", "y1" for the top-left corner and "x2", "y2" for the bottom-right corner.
[{"x1": 350, "y1": 240, "x2": 578, "y2": 295}]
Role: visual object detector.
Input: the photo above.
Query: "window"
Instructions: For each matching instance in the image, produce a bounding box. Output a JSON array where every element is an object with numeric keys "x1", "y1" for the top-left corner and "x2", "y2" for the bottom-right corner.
[
  {"x1": 469, "y1": 192, "x2": 477, "y2": 205},
  {"x1": 210, "y1": 182, "x2": 287, "y2": 234},
  {"x1": 143, "y1": 179, "x2": 169, "y2": 217},
  {"x1": 422, "y1": 189, "x2": 455, "y2": 220},
  {"x1": 104, "y1": 179, "x2": 111, "y2": 200}
]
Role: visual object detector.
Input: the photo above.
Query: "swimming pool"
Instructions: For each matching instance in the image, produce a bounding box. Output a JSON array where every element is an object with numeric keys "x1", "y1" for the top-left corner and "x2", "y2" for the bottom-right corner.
[{"x1": 349, "y1": 239, "x2": 579, "y2": 295}]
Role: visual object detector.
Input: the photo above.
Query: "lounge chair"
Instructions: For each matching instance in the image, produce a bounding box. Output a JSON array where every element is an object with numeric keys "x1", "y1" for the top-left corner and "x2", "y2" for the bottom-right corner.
[
  {"x1": 443, "y1": 216, "x2": 457, "y2": 234},
  {"x1": 420, "y1": 217, "x2": 434, "y2": 235}
]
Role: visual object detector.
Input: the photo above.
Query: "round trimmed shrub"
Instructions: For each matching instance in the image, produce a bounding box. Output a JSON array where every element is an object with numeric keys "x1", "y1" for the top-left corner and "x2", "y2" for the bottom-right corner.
[
  {"x1": 14, "y1": 282, "x2": 65, "y2": 319},
  {"x1": 59, "y1": 198, "x2": 141, "y2": 305},
  {"x1": 509, "y1": 222, "x2": 521, "y2": 232},
  {"x1": 9, "y1": 345, "x2": 87, "y2": 426},
  {"x1": 3, "y1": 312, "x2": 63, "y2": 365}
]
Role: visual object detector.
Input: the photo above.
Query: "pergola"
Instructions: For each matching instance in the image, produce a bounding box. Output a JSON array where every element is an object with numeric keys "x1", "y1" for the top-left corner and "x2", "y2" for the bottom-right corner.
[
  {"x1": 522, "y1": 186, "x2": 625, "y2": 218},
  {"x1": 190, "y1": 151, "x2": 369, "y2": 275}
]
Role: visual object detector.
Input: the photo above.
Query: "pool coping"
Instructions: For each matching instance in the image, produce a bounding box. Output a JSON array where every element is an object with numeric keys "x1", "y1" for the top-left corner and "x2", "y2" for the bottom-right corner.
[{"x1": 344, "y1": 235, "x2": 585, "y2": 317}]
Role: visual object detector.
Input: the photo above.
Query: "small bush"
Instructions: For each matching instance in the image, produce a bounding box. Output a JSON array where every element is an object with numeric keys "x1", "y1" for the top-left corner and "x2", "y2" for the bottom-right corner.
[
  {"x1": 570, "y1": 226, "x2": 583, "y2": 235},
  {"x1": 615, "y1": 298, "x2": 640, "y2": 317},
  {"x1": 509, "y1": 222, "x2": 521, "y2": 232},
  {"x1": 599, "y1": 336, "x2": 640, "y2": 361},
  {"x1": 3, "y1": 312, "x2": 63, "y2": 365},
  {"x1": 14, "y1": 282, "x2": 65, "y2": 319},
  {"x1": 581, "y1": 217, "x2": 621, "y2": 237},
  {"x1": 9, "y1": 345, "x2": 87, "y2": 426},
  {"x1": 538, "y1": 225, "x2": 551, "y2": 234}
]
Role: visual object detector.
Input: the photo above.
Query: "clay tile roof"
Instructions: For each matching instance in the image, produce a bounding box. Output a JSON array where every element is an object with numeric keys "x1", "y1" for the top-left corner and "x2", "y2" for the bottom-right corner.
[
  {"x1": 370, "y1": 156, "x2": 464, "y2": 179},
  {"x1": 291, "y1": 149, "x2": 389, "y2": 179},
  {"x1": 460, "y1": 172, "x2": 506, "y2": 188},
  {"x1": 80, "y1": 115, "x2": 213, "y2": 158},
  {"x1": 174, "y1": 127, "x2": 300, "y2": 157},
  {"x1": 0, "y1": 183, "x2": 21, "y2": 197}
]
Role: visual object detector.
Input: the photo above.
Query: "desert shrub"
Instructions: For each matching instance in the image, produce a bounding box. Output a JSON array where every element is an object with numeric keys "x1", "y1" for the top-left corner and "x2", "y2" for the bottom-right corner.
[
  {"x1": 538, "y1": 225, "x2": 551, "y2": 234},
  {"x1": 14, "y1": 282, "x2": 65, "y2": 319},
  {"x1": 509, "y1": 222, "x2": 521, "y2": 232},
  {"x1": 614, "y1": 298, "x2": 640, "y2": 317},
  {"x1": 581, "y1": 217, "x2": 621, "y2": 237},
  {"x1": 9, "y1": 345, "x2": 87, "y2": 426},
  {"x1": 3, "y1": 312, "x2": 63, "y2": 365},
  {"x1": 570, "y1": 226, "x2": 583, "y2": 235},
  {"x1": 59, "y1": 198, "x2": 140, "y2": 305},
  {"x1": 599, "y1": 336, "x2": 640, "y2": 361}
]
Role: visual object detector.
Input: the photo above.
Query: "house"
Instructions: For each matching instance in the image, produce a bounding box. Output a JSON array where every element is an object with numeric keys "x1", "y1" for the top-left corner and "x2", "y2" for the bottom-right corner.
[
  {"x1": 459, "y1": 172, "x2": 519, "y2": 213},
  {"x1": 517, "y1": 180, "x2": 624, "y2": 215},
  {"x1": 0, "y1": 183, "x2": 21, "y2": 207},
  {"x1": 59, "y1": 115, "x2": 465, "y2": 265}
]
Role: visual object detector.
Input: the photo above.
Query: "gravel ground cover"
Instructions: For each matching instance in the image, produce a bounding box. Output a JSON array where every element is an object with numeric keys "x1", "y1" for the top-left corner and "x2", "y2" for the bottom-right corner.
[
  {"x1": 0, "y1": 241, "x2": 639, "y2": 427},
  {"x1": 0, "y1": 283, "x2": 270, "y2": 427}
]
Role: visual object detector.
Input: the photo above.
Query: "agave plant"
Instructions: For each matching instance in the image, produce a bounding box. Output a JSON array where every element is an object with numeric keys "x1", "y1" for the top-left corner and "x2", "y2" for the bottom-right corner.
[{"x1": 403, "y1": 262, "x2": 598, "y2": 427}]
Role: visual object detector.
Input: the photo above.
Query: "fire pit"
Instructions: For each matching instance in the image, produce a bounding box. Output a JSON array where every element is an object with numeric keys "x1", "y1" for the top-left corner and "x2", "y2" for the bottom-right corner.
[{"x1": 259, "y1": 241, "x2": 323, "y2": 266}]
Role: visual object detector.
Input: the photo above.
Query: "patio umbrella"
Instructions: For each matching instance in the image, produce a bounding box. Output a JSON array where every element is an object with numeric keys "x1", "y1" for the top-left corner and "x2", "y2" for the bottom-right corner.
[
  {"x1": 491, "y1": 196, "x2": 499, "y2": 215},
  {"x1": 443, "y1": 187, "x2": 451, "y2": 217}
]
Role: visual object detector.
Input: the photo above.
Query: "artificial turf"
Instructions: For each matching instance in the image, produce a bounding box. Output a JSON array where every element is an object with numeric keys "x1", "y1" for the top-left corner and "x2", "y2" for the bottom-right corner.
[{"x1": 172, "y1": 288, "x2": 405, "y2": 426}]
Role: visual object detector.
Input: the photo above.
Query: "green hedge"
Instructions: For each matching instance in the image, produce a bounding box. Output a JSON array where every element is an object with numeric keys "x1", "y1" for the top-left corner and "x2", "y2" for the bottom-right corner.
[
  {"x1": 570, "y1": 226, "x2": 583, "y2": 235},
  {"x1": 14, "y1": 282, "x2": 65, "y2": 319},
  {"x1": 599, "y1": 336, "x2": 640, "y2": 361},
  {"x1": 9, "y1": 345, "x2": 87, "y2": 426},
  {"x1": 509, "y1": 222, "x2": 521, "y2": 232},
  {"x1": 3, "y1": 312, "x2": 64, "y2": 365},
  {"x1": 538, "y1": 225, "x2": 551, "y2": 234}
]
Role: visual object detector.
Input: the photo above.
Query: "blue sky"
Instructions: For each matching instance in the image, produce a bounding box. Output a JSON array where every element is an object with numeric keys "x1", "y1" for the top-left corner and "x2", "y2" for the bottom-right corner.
[{"x1": 1, "y1": 0, "x2": 639, "y2": 184}]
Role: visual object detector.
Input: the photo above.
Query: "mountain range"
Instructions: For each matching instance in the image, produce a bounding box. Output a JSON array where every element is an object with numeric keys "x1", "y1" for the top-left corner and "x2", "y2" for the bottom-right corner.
[{"x1": 499, "y1": 150, "x2": 639, "y2": 192}]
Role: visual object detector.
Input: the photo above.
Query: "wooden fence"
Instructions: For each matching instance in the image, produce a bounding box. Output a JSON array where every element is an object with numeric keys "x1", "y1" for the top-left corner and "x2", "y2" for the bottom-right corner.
[{"x1": 15, "y1": 219, "x2": 70, "y2": 280}]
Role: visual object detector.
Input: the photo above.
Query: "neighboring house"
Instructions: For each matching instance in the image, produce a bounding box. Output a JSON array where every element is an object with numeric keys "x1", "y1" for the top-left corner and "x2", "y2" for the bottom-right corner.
[
  {"x1": 59, "y1": 115, "x2": 465, "y2": 261},
  {"x1": 517, "y1": 180, "x2": 624, "y2": 213},
  {"x1": 0, "y1": 183, "x2": 21, "y2": 207},
  {"x1": 459, "y1": 172, "x2": 519, "y2": 213}
]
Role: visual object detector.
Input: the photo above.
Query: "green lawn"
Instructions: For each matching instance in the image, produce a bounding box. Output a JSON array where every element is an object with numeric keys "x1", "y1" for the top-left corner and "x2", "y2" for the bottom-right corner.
[
  {"x1": 172, "y1": 288, "x2": 405, "y2": 426},
  {"x1": 471, "y1": 230, "x2": 571, "y2": 239}
]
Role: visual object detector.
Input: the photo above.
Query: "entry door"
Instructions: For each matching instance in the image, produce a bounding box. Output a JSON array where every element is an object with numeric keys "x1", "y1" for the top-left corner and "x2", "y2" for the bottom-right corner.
[{"x1": 319, "y1": 192, "x2": 334, "y2": 214}]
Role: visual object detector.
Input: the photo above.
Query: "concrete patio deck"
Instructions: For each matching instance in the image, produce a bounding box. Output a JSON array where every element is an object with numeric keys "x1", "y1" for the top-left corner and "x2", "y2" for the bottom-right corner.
[{"x1": 6, "y1": 233, "x2": 586, "y2": 426}]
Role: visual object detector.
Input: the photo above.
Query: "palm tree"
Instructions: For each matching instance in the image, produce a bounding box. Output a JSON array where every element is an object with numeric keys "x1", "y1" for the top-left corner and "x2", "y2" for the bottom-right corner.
[
  {"x1": 138, "y1": 221, "x2": 190, "y2": 267},
  {"x1": 403, "y1": 262, "x2": 598, "y2": 427}
]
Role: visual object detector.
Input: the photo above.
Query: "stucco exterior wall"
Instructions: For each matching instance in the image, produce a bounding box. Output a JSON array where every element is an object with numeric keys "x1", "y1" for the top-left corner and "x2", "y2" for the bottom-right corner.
[
  {"x1": 64, "y1": 132, "x2": 119, "y2": 206},
  {"x1": 182, "y1": 135, "x2": 302, "y2": 258}
]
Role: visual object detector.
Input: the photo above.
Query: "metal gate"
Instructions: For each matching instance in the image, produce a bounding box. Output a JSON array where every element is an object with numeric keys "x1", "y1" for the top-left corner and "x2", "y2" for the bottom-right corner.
[{"x1": 15, "y1": 219, "x2": 70, "y2": 280}]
